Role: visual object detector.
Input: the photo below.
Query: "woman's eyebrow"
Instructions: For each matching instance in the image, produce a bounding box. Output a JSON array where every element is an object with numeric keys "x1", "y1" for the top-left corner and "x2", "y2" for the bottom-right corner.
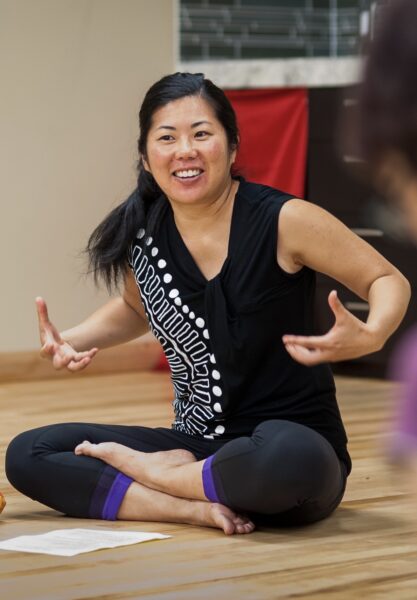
[{"x1": 156, "y1": 120, "x2": 212, "y2": 131}]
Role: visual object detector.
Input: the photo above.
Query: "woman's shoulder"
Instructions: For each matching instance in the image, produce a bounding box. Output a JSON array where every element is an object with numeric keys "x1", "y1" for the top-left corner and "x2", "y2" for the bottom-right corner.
[{"x1": 237, "y1": 176, "x2": 295, "y2": 206}]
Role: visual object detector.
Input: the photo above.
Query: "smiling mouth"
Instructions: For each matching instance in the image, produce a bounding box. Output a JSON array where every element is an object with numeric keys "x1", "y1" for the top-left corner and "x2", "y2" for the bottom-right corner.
[{"x1": 173, "y1": 169, "x2": 204, "y2": 180}]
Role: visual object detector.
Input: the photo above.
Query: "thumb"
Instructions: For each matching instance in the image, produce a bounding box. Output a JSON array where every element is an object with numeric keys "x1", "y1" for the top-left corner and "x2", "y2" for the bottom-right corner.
[
  {"x1": 35, "y1": 297, "x2": 62, "y2": 344},
  {"x1": 35, "y1": 296, "x2": 50, "y2": 326},
  {"x1": 328, "y1": 290, "x2": 346, "y2": 319}
]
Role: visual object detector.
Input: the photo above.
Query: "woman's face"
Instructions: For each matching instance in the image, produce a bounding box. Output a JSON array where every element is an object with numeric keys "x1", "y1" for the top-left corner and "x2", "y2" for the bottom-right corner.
[{"x1": 143, "y1": 95, "x2": 237, "y2": 208}]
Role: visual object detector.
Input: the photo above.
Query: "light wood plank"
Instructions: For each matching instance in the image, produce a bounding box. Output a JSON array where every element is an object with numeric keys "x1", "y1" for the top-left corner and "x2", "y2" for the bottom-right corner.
[
  {"x1": 0, "y1": 335, "x2": 163, "y2": 383},
  {"x1": 1, "y1": 373, "x2": 416, "y2": 599}
]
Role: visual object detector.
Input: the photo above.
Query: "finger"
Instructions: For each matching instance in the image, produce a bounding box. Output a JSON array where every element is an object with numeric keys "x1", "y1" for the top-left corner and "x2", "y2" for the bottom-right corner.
[
  {"x1": 50, "y1": 344, "x2": 94, "y2": 368},
  {"x1": 52, "y1": 353, "x2": 69, "y2": 370},
  {"x1": 35, "y1": 297, "x2": 50, "y2": 327},
  {"x1": 71, "y1": 348, "x2": 98, "y2": 360},
  {"x1": 285, "y1": 343, "x2": 320, "y2": 365},
  {"x1": 67, "y1": 356, "x2": 91, "y2": 372},
  {"x1": 282, "y1": 334, "x2": 331, "y2": 348},
  {"x1": 39, "y1": 341, "x2": 56, "y2": 358},
  {"x1": 284, "y1": 343, "x2": 328, "y2": 366},
  {"x1": 52, "y1": 349, "x2": 81, "y2": 370},
  {"x1": 59, "y1": 348, "x2": 98, "y2": 366}
]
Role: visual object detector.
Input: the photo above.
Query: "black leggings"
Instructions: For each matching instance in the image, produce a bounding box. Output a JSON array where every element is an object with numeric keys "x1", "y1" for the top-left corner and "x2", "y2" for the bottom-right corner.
[{"x1": 5, "y1": 420, "x2": 347, "y2": 526}]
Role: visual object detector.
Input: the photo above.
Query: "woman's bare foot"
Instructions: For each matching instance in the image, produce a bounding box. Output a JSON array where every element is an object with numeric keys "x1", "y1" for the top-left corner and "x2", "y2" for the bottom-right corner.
[
  {"x1": 75, "y1": 442, "x2": 255, "y2": 535},
  {"x1": 74, "y1": 441, "x2": 196, "y2": 483},
  {"x1": 203, "y1": 503, "x2": 255, "y2": 535}
]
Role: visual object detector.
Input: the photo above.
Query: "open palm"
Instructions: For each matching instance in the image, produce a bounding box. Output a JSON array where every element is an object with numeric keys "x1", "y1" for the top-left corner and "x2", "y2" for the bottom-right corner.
[
  {"x1": 36, "y1": 297, "x2": 98, "y2": 371},
  {"x1": 282, "y1": 290, "x2": 380, "y2": 366}
]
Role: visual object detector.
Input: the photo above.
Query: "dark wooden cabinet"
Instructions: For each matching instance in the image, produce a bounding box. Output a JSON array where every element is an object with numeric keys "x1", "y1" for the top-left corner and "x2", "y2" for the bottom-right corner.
[{"x1": 307, "y1": 86, "x2": 416, "y2": 378}]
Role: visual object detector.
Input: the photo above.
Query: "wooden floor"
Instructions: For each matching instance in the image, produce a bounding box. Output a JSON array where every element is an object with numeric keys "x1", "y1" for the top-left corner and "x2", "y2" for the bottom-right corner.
[{"x1": 1, "y1": 371, "x2": 417, "y2": 599}]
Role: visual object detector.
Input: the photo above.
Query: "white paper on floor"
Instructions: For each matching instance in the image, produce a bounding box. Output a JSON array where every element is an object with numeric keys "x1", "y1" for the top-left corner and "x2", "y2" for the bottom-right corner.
[{"x1": 0, "y1": 528, "x2": 171, "y2": 556}]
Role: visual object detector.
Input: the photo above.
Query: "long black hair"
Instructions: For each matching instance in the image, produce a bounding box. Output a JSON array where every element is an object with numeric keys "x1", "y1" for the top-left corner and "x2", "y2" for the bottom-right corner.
[
  {"x1": 87, "y1": 72, "x2": 240, "y2": 291},
  {"x1": 359, "y1": 0, "x2": 417, "y2": 172}
]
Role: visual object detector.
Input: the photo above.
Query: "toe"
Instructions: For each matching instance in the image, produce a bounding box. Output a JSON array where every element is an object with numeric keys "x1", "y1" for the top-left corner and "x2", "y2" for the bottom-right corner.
[
  {"x1": 234, "y1": 516, "x2": 255, "y2": 534},
  {"x1": 223, "y1": 520, "x2": 236, "y2": 535},
  {"x1": 237, "y1": 522, "x2": 254, "y2": 534},
  {"x1": 74, "y1": 441, "x2": 93, "y2": 455}
]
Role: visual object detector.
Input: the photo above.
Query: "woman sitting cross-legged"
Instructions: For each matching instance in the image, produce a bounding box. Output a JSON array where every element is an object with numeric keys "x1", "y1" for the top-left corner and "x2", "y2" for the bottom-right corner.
[{"x1": 5, "y1": 72, "x2": 410, "y2": 534}]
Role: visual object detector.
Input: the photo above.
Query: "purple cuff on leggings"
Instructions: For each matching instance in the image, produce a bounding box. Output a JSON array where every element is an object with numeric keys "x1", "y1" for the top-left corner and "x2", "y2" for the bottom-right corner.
[
  {"x1": 102, "y1": 473, "x2": 133, "y2": 521},
  {"x1": 202, "y1": 455, "x2": 221, "y2": 503},
  {"x1": 89, "y1": 465, "x2": 133, "y2": 520}
]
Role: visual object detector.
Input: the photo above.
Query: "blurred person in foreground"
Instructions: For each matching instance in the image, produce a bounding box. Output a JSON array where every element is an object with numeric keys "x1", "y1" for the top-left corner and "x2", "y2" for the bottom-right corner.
[{"x1": 359, "y1": 0, "x2": 417, "y2": 490}]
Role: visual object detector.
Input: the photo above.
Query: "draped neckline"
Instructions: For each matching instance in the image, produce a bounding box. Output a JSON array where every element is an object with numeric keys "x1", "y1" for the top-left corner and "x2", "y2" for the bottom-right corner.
[{"x1": 166, "y1": 178, "x2": 242, "y2": 286}]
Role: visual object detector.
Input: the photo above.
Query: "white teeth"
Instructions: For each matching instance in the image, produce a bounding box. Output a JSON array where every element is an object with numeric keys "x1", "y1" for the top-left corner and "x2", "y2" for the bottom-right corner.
[{"x1": 174, "y1": 169, "x2": 202, "y2": 178}]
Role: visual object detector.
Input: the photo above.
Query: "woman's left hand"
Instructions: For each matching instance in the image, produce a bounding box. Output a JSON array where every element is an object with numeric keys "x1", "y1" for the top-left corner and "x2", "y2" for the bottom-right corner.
[{"x1": 282, "y1": 290, "x2": 383, "y2": 366}]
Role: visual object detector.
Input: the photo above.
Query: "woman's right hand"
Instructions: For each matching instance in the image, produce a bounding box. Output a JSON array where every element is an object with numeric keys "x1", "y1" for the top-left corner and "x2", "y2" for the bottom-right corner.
[{"x1": 35, "y1": 297, "x2": 98, "y2": 371}]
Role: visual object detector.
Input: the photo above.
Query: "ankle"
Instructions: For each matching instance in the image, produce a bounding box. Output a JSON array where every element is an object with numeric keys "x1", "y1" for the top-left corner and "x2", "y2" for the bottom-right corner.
[{"x1": 187, "y1": 500, "x2": 212, "y2": 527}]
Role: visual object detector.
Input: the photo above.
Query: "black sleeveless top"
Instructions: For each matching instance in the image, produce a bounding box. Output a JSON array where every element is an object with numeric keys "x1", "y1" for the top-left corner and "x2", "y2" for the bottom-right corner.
[{"x1": 129, "y1": 177, "x2": 351, "y2": 474}]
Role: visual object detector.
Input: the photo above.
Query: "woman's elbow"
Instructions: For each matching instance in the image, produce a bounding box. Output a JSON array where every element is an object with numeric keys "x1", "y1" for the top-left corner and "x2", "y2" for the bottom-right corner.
[{"x1": 398, "y1": 271, "x2": 412, "y2": 306}]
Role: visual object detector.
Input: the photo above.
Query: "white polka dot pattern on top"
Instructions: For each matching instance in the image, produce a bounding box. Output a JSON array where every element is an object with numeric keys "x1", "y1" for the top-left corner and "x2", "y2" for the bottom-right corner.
[{"x1": 129, "y1": 236, "x2": 225, "y2": 438}]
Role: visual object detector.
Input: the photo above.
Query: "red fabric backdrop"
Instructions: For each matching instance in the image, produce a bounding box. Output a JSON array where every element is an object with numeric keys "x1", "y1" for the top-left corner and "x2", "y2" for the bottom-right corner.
[{"x1": 225, "y1": 88, "x2": 308, "y2": 199}]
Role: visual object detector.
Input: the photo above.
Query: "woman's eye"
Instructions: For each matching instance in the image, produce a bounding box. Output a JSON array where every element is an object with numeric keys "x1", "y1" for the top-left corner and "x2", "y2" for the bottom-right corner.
[
  {"x1": 195, "y1": 131, "x2": 210, "y2": 138},
  {"x1": 158, "y1": 135, "x2": 174, "y2": 141}
]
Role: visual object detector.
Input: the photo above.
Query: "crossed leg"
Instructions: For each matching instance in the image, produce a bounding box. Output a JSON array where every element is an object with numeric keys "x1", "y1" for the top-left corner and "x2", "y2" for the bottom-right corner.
[
  {"x1": 74, "y1": 441, "x2": 254, "y2": 534},
  {"x1": 8, "y1": 420, "x2": 344, "y2": 534},
  {"x1": 6, "y1": 423, "x2": 255, "y2": 536},
  {"x1": 75, "y1": 420, "x2": 347, "y2": 530},
  {"x1": 75, "y1": 442, "x2": 209, "y2": 500}
]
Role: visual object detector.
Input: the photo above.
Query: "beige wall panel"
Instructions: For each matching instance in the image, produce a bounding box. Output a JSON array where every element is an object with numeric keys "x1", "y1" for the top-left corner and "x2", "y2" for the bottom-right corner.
[{"x1": 0, "y1": 0, "x2": 175, "y2": 351}]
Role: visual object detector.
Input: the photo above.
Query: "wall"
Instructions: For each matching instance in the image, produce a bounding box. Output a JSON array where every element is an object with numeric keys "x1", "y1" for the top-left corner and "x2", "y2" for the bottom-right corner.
[
  {"x1": 0, "y1": 0, "x2": 175, "y2": 352},
  {"x1": 180, "y1": 57, "x2": 362, "y2": 88}
]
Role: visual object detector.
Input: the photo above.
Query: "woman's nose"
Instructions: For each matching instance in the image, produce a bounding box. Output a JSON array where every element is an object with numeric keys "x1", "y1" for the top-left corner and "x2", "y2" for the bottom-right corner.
[{"x1": 175, "y1": 138, "x2": 197, "y2": 159}]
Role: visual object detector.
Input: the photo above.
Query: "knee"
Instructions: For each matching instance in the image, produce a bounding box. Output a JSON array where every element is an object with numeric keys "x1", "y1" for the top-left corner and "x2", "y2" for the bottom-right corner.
[
  {"x1": 5, "y1": 429, "x2": 38, "y2": 493},
  {"x1": 255, "y1": 420, "x2": 335, "y2": 467},
  {"x1": 5, "y1": 423, "x2": 66, "y2": 493},
  {"x1": 265, "y1": 424, "x2": 340, "y2": 497},
  {"x1": 220, "y1": 421, "x2": 342, "y2": 514}
]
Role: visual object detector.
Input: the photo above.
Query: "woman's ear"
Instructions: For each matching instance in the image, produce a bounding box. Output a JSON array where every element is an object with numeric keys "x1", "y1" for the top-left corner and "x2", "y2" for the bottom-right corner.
[
  {"x1": 231, "y1": 137, "x2": 240, "y2": 165},
  {"x1": 230, "y1": 145, "x2": 238, "y2": 166},
  {"x1": 141, "y1": 154, "x2": 151, "y2": 173}
]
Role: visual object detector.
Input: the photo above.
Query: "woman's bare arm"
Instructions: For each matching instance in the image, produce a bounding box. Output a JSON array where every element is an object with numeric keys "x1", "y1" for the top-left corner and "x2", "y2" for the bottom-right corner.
[
  {"x1": 37, "y1": 269, "x2": 150, "y2": 371},
  {"x1": 61, "y1": 269, "x2": 149, "y2": 351},
  {"x1": 277, "y1": 199, "x2": 411, "y2": 365}
]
